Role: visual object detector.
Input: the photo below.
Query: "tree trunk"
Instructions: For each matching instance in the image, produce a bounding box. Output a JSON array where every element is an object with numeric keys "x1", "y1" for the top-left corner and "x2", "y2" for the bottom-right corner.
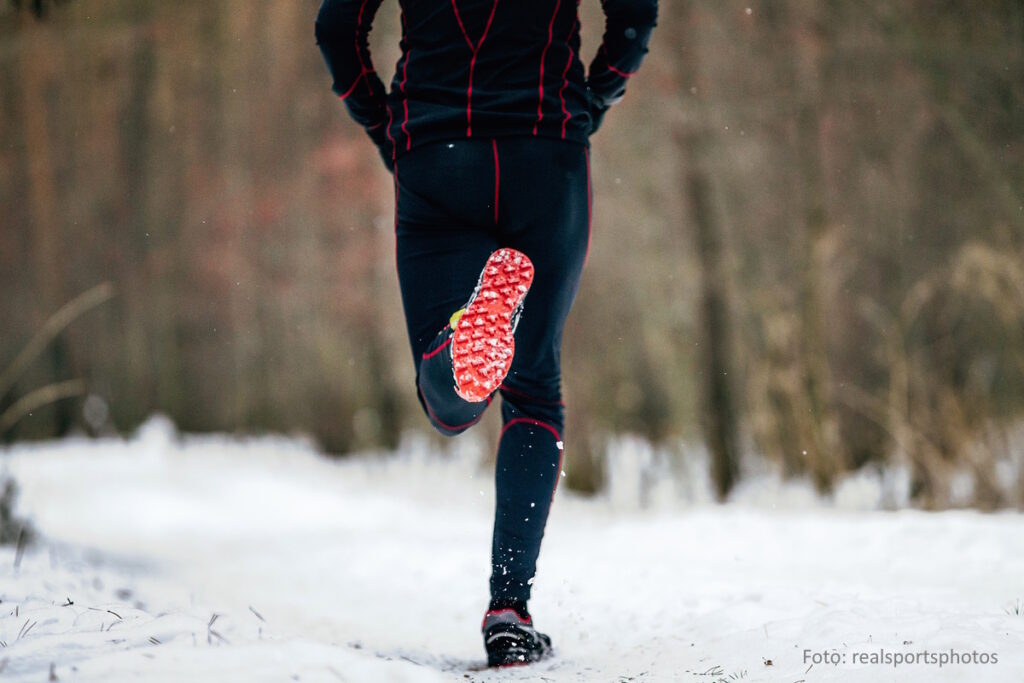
[
  {"x1": 671, "y1": 0, "x2": 741, "y2": 500},
  {"x1": 19, "y1": 16, "x2": 73, "y2": 435},
  {"x1": 688, "y1": 169, "x2": 740, "y2": 500}
]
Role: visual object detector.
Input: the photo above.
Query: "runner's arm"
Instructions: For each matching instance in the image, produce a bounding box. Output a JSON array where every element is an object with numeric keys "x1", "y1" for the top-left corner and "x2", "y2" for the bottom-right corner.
[
  {"x1": 587, "y1": 0, "x2": 658, "y2": 108},
  {"x1": 315, "y1": 0, "x2": 392, "y2": 166}
]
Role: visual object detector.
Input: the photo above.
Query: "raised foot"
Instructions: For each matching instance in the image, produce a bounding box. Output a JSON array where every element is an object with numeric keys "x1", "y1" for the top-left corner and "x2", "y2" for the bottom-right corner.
[{"x1": 452, "y1": 248, "x2": 534, "y2": 402}]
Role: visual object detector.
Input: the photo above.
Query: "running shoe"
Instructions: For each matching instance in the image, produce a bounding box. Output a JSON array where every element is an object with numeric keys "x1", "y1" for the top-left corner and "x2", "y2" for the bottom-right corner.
[
  {"x1": 482, "y1": 608, "x2": 552, "y2": 667},
  {"x1": 451, "y1": 248, "x2": 534, "y2": 402}
]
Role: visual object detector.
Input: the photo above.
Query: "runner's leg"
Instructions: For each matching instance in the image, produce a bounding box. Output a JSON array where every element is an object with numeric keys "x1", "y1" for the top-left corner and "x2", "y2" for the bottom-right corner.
[
  {"x1": 488, "y1": 138, "x2": 590, "y2": 604},
  {"x1": 395, "y1": 140, "x2": 501, "y2": 434}
]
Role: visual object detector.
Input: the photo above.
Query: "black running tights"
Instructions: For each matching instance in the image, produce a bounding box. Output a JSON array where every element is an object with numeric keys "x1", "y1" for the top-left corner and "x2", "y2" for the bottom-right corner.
[{"x1": 394, "y1": 137, "x2": 590, "y2": 603}]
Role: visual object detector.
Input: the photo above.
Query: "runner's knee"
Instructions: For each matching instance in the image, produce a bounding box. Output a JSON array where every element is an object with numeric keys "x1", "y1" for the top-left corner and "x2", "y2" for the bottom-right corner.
[{"x1": 499, "y1": 382, "x2": 564, "y2": 434}]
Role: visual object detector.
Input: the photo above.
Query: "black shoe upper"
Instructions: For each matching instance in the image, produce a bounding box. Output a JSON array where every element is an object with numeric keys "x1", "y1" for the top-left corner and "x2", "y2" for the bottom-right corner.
[{"x1": 482, "y1": 608, "x2": 552, "y2": 667}]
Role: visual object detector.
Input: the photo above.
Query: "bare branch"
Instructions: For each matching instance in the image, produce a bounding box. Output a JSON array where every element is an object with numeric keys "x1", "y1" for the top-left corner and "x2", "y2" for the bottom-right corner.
[
  {"x1": 0, "y1": 282, "x2": 113, "y2": 400},
  {"x1": 0, "y1": 380, "x2": 86, "y2": 435}
]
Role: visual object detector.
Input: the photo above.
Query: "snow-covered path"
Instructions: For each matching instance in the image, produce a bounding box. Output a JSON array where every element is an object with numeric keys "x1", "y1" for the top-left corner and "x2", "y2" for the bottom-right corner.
[{"x1": 2, "y1": 421, "x2": 1023, "y2": 682}]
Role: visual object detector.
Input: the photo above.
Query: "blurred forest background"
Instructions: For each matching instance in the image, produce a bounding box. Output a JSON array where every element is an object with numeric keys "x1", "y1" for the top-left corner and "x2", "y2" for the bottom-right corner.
[{"x1": 1, "y1": 0, "x2": 1022, "y2": 508}]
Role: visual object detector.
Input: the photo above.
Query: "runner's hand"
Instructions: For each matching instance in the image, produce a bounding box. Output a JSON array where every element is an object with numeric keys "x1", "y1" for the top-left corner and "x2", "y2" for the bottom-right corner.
[
  {"x1": 585, "y1": 87, "x2": 618, "y2": 137},
  {"x1": 366, "y1": 121, "x2": 395, "y2": 174}
]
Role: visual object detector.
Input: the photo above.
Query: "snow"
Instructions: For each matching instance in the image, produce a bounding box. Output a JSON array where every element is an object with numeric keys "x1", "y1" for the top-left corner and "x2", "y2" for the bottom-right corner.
[{"x1": 1, "y1": 417, "x2": 1023, "y2": 682}]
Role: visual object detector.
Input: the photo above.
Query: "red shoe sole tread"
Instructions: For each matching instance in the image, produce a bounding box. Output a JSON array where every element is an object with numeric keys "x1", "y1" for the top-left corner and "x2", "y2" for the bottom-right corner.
[{"x1": 452, "y1": 248, "x2": 534, "y2": 402}]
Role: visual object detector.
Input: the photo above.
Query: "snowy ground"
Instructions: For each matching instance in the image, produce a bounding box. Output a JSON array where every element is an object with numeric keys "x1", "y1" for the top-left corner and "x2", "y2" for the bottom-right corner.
[{"x1": 1, "y1": 419, "x2": 1023, "y2": 682}]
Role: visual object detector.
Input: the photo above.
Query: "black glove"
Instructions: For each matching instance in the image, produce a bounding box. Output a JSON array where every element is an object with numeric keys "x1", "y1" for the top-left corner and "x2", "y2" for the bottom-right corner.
[
  {"x1": 585, "y1": 87, "x2": 620, "y2": 137},
  {"x1": 365, "y1": 120, "x2": 394, "y2": 174}
]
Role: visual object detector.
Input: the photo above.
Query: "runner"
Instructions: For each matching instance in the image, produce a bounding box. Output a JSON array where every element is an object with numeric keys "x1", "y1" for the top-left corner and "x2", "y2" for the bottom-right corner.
[{"x1": 315, "y1": 0, "x2": 657, "y2": 666}]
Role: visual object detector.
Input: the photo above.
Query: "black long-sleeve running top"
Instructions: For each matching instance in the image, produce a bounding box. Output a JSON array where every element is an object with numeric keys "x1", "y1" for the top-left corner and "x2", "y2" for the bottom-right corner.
[{"x1": 315, "y1": 0, "x2": 657, "y2": 162}]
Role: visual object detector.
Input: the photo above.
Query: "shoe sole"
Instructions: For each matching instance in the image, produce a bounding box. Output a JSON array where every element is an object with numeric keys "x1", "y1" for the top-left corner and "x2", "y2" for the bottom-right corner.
[
  {"x1": 486, "y1": 638, "x2": 553, "y2": 668},
  {"x1": 452, "y1": 248, "x2": 534, "y2": 403},
  {"x1": 487, "y1": 645, "x2": 553, "y2": 668}
]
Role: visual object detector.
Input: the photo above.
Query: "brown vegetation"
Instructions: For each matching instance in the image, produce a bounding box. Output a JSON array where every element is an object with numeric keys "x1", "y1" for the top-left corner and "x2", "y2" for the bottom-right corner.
[{"x1": 1, "y1": 1, "x2": 1021, "y2": 507}]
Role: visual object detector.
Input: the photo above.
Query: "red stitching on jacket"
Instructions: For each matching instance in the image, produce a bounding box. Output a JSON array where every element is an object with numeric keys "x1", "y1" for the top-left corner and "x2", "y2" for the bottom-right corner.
[
  {"x1": 354, "y1": 0, "x2": 374, "y2": 95},
  {"x1": 451, "y1": 0, "x2": 500, "y2": 136},
  {"x1": 533, "y1": 0, "x2": 563, "y2": 135},
  {"x1": 558, "y1": 15, "x2": 578, "y2": 138},
  {"x1": 399, "y1": 11, "x2": 412, "y2": 150}
]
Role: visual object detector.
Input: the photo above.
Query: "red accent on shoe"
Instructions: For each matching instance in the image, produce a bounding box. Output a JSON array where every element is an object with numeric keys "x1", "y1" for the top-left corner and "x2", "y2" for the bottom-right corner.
[
  {"x1": 452, "y1": 248, "x2": 534, "y2": 402},
  {"x1": 482, "y1": 608, "x2": 532, "y2": 629}
]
